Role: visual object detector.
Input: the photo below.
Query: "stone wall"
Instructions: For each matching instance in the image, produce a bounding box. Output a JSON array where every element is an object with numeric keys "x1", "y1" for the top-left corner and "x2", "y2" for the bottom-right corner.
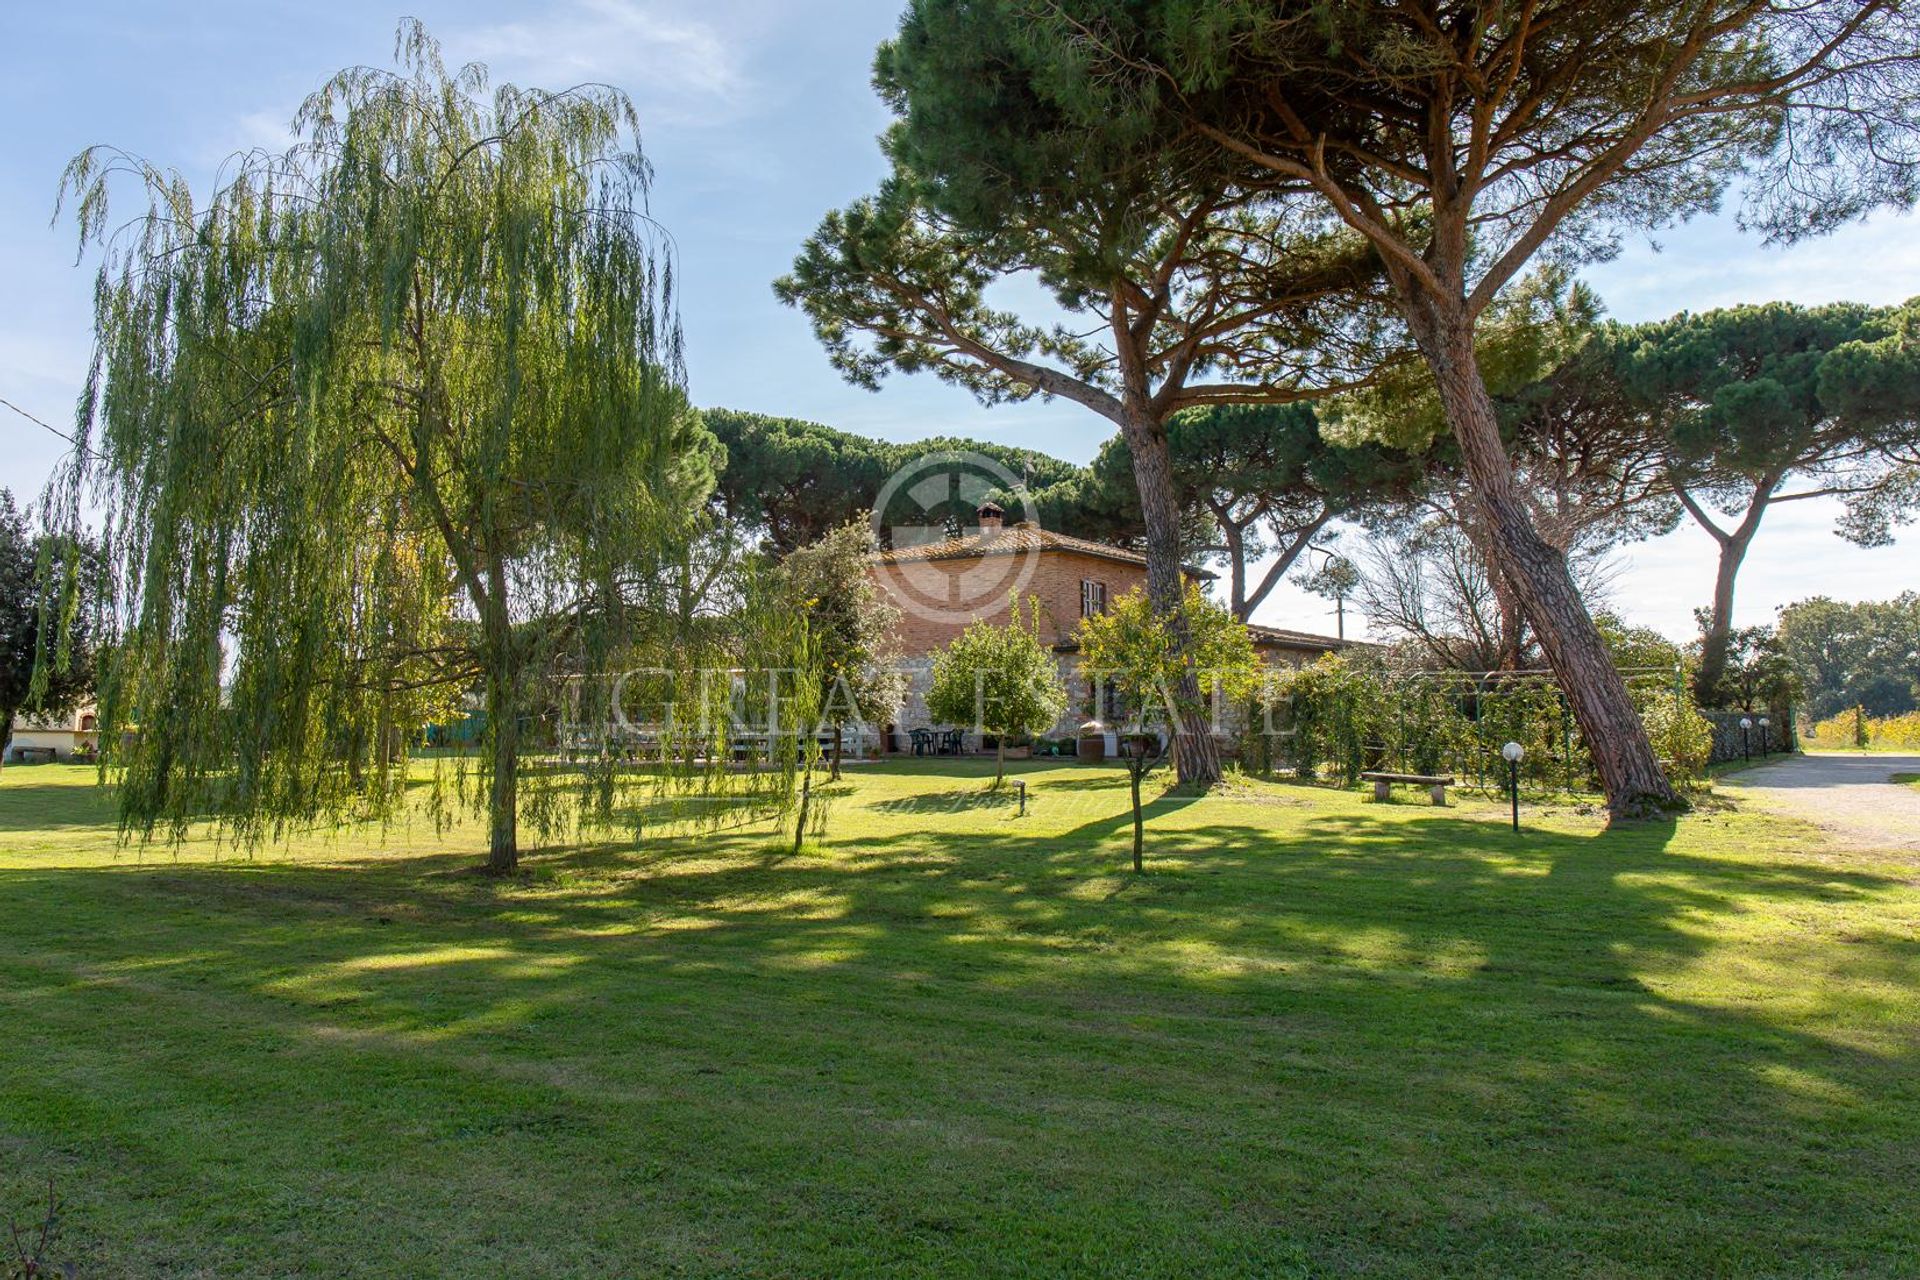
[{"x1": 1704, "y1": 709, "x2": 1795, "y2": 765}]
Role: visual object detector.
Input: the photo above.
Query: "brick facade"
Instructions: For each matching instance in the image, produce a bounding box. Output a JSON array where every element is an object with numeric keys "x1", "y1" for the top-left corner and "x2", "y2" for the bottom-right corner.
[
  {"x1": 879, "y1": 545, "x2": 1152, "y2": 656},
  {"x1": 867, "y1": 518, "x2": 1347, "y2": 747},
  {"x1": 870, "y1": 526, "x2": 1150, "y2": 741}
]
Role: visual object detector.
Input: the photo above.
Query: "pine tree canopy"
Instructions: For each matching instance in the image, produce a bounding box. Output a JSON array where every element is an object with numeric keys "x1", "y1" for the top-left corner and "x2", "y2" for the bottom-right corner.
[{"x1": 985, "y1": 0, "x2": 1918, "y2": 817}]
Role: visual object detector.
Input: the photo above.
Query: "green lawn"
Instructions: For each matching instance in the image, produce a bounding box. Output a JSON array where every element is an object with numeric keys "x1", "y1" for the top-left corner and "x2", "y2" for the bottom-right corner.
[{"x1": 2, "y1": 761, "x2": 1917, "y2": 1277}]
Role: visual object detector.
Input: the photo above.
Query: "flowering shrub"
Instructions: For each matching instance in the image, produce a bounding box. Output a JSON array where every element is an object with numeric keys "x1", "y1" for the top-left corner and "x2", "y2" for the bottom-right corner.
[{"x1": 1882, "y1": 712, "x2": 1920, "y2": 748}]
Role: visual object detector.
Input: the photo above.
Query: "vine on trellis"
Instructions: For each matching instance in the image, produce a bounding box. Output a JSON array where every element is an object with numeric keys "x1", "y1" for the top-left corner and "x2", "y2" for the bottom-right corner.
[{"x1": 1260, "y1": 654, "x2": 1708, "y2": 798}]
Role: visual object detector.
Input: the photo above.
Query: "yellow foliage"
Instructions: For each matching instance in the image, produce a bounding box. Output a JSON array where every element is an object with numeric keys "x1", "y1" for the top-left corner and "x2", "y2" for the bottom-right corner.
[{"x1": 1805, "y1": 708, "x2": 1920, "y2": 749}]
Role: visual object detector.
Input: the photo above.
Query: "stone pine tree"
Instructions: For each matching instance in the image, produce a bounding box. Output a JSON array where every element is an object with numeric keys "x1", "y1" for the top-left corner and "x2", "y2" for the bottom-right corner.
[
  {"x1": 704, "y1": 408, "x2": 1085, "y2": 553},
  {"x1": 1079, "y1": 585, "x2": 1260, "y2": 872},
  {"x1": 924, "y1": 600, "x2": 1069, "y2": 789},
  {"x1": 50, "y1": 23, "x2": 714, "y2": 871},
  {"x1": 704, "y1": 411, "x2": 905, "y2": 553},
  {"x1": 1031, "y1": 0, "x2": 1920, "y2": 819},
  {"x1": 1296, "y1": 554, "x2": 1361, "y2": 642},
  {"x1": 1072, "y1": 406, "x2": 1427, "y2": 623},
  {"x1": 778, "y1": 0, "x2": 1390, "y2": 790},
  {"x1": 1333, "y1": 270, "x2": 1678, "y2": 671},
  {"x1": 0, "y1": 491, "x2": 100, "y2": 771},
  {"x1": 1609, "y1": 302, "x2": 1920, "y2": 701}
]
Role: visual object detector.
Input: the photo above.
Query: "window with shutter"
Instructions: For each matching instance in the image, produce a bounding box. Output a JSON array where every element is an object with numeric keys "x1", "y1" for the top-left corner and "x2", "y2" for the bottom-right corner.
[{"x1": 1080, "y1": 579, "x2": 1107, "y2": 618}]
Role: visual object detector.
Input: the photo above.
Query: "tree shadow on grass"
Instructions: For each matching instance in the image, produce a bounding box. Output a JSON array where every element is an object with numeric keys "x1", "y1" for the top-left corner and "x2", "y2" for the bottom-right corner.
[
  {"x1": 0, "y1": 776, "x2": 116, "y2": 833},
  {"x1": 4, "y1": 789, "x2": 1918, "y2": 1274}
]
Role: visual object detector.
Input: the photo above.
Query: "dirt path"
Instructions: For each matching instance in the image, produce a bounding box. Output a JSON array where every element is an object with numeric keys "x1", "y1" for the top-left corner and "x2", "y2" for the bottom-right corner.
[{"x1": 1718, "y1": 751, "x2": 1920, "y2": 851}]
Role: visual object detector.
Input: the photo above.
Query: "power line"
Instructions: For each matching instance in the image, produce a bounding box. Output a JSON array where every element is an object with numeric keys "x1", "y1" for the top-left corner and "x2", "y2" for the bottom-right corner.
[{"x1": 0, "y1": 396, "x2": 80, "y2": 449}]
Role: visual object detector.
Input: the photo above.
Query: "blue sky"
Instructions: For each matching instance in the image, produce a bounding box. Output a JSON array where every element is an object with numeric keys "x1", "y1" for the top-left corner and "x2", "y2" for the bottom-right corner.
[{"x1": 3, "y1": 0, "x2": 1916, "y2": 641}]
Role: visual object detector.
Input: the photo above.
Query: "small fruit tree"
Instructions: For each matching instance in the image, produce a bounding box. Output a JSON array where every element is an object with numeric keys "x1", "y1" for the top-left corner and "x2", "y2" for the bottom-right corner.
[
  {"x1": 925, "y1": 598, "x2": 1068, "y2": 788},
  {"x1": 1080, "y1": 585, "x2": 1261, "y2": 871}
]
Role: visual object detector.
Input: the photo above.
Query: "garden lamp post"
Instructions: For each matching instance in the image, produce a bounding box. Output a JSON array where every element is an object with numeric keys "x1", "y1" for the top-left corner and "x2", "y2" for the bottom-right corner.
[
  {"x1": 1740, "y1": 717, "x2": 1753, "y2": 764},
  {"x1": 1502, "y1": 741, "x2": 1524, "y2": 834},
  {"x1": 1758, "y1": 717, "x2": 1771, "y2": 758}
]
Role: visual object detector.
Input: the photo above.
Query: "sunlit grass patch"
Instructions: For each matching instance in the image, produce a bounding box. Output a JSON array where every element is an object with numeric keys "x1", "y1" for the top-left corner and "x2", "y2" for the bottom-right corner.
[{"x1": 2, "y1": 759, "x2": 1918, "y2": 1276}]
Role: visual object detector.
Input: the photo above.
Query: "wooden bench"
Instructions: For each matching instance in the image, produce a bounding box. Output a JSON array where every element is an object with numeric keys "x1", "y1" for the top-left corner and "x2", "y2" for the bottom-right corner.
[{"x1": 1361, "y1": 771, "x2": 1455, "y2": 806}]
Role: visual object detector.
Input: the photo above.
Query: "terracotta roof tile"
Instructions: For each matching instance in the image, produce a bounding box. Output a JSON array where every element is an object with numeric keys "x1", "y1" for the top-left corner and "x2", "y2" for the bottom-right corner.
[
  {"x1": 870, "y1": 524, "x2": 1215, "y2": 578},
  {"x1": 1248, "y1": 624, "x2": 1353, "y2": 651}
]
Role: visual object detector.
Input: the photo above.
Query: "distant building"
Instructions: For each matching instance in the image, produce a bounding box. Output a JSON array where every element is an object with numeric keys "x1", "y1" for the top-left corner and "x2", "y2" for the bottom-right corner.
[
  {"x1": 5, "y1": 705, "x2": 100, "y2": 763},
  {"x1": 867, "y1": 502, "x2": 1347, "y2": 749}
]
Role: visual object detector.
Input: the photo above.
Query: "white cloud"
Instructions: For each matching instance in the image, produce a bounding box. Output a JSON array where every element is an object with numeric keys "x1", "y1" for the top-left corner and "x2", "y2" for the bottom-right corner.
[
  {"x1": 1583, "y1": 209, "x2": 1920, "y2": 322},
  {"x1": 456, "y1": 0, "x2": 748, "y2": 122},
  {"x1": 191, "y1": 107, "x2": 301, "y2": 167},
  {"x1": 194, "y1": 0, "x2": 756, "y2": 181},
  {"x1": 233, "y1": 108, "x2": 298, "y2": 151}
]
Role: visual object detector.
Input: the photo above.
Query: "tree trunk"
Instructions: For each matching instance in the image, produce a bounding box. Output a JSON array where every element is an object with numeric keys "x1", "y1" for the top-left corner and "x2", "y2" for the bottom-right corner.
[
  {"x1": 1221, "y1": 522, "x2": 1249, "y2": 622},
  {"x1": 484, "y1": 662, "x2": 520, "y2": 874},
  {"x1": 794, "y1": 755, "x2": 813, "y2": 856},
  {"x1": 995, "y1": 735, "x2": 1005, "y2": 788},
  {"x1": 1129, "y1": 765, "x2": 1145, "y2": 873},
  {"x1": 0, "y1": 706, "x2": 13, "y2": 775},
  {"x1": 1688, "y1": 491, "x2": 1768, "y2": 704},
  {"x1": 1244, "y1": 513, "x2": 1332, "y2": 624},
  {"x1": 1119, "y1": 409, "x2": 1220, "y2": 788},
  {"x1": 1693, "y1": 533, "x2": 1753, "y2": 704},
  {"x1": 830, "y1": 723, "x2": 843, "y2": 782},
  {"x1": 1412, "y1": 304, "x2": 1678, "y2": 820},
  {"x1": 1493, "y1": 568, "x2": 1527, "y2": 672}
]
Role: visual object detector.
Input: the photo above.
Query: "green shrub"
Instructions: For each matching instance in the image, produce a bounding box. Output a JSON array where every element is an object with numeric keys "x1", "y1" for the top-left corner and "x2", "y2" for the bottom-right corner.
[
  {"x1": 1641, "y1": 697, "x2": 1714, "y2": 780},
  {"x1": 1268, "y1": 658, "x2": 1704, "y2": 795}
]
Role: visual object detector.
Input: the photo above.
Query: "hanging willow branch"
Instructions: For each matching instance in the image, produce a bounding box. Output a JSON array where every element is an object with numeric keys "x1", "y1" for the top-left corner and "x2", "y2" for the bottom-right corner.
[{"x1": 47, "y1": 20, "x2": 728, "y2": 872}]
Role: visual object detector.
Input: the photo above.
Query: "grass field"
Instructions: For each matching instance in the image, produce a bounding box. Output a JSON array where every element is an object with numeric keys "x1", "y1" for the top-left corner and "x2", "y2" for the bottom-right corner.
[{"x1": 3, "y1": 760, "x2": 1918, "y2": 1277}]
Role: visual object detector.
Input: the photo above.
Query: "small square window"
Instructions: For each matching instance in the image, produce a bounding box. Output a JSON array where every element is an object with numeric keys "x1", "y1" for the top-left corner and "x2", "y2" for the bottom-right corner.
[{"x1": 1080, "y1": 579, "x2": 1108, "y2": 618}]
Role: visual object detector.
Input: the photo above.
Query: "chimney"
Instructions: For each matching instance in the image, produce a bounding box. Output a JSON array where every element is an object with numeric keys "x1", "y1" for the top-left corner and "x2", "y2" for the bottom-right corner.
[{"x1": 976, "y1": 501, "x2": 1005, "y2": 534}]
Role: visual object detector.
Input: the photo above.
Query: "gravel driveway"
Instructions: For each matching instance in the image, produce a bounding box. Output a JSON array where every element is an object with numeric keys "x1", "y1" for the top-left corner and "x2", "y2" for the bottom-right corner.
[{"x1": 1718, "y1": 751, "x2": 1920, "y2": 851}]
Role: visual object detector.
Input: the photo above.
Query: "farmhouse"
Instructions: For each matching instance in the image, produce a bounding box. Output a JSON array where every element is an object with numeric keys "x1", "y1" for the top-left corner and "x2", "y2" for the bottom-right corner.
[
  {"x1": 4, "y1": 705, "x2": 100, "y2": 764},
  {"x1": 867, "y1": 502, "x2": 1346, "y2": 750}
]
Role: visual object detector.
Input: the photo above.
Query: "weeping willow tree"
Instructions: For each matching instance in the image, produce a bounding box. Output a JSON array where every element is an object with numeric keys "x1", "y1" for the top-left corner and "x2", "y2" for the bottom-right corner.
[{"x1": 49, "y1": 22, "x2": 717, "y2": 872}]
